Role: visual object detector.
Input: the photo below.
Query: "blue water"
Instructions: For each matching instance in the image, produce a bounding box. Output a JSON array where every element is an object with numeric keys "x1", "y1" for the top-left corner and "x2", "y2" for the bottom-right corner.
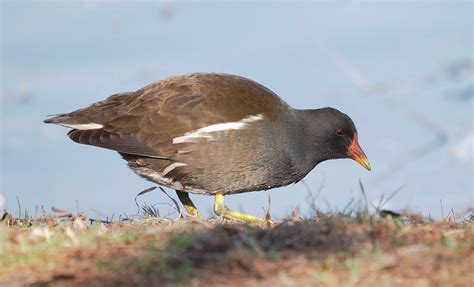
[{"x1": 1, "y1": 1, "x2": 472, "y2": 219}]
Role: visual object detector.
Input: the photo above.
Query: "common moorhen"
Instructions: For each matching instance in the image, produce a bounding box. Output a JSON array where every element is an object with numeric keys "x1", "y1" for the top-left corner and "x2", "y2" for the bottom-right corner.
[{"x1": 44, "y1": 73, "x2": 371, "y2": 223}]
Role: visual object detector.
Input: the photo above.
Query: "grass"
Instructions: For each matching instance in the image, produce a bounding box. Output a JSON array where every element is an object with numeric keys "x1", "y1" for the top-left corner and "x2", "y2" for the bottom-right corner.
[{"x1": 0, "y1": 204, "x2": 472, "y2": 287}]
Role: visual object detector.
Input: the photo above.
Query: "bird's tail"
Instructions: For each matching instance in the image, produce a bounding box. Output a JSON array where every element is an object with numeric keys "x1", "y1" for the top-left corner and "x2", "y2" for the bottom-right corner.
[{"x1": 43, "y1": 113, "x2": 71, "y2": 124}]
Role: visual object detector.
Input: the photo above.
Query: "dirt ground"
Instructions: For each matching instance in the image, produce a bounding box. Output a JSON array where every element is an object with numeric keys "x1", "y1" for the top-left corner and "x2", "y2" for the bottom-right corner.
[{"x1": 0, "y1": 209, "x2": 472, "y2": 287}]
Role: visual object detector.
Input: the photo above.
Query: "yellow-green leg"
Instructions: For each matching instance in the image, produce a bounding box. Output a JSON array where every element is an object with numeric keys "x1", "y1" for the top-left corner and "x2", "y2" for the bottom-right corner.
[
  {"x1": 214, "y1": 193, "x2": 270, "y2": 224},
  {"x1": 176, "y1": 191, "x2": 202, "y2": 219}
]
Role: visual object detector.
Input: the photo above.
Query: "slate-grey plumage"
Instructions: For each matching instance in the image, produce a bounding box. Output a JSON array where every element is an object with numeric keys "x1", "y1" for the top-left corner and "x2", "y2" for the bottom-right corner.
[{"x1": 45, "y1": 73, "x2": 370, "y2": 223}]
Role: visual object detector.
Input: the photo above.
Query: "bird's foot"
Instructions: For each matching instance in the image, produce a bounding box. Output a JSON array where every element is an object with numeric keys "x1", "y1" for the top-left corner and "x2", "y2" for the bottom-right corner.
[{"x1": 214, "y1": 193, "x2": 273, "y2": 225}]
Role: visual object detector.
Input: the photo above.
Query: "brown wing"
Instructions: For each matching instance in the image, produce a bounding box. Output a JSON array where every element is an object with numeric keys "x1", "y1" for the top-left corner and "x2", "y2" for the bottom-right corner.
[
  {"x1": 67, "y1": 129, "x2": 166, "y2": 159},
  {"x1": 45, "y1": 73, "x2": 289, "y2": 159}
]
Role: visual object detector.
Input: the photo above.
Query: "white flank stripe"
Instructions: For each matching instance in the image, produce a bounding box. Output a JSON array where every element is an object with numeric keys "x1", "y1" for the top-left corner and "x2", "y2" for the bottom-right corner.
[
  {"x1": 60, "y1": 123, "x2": 103, "y2": 130},
  {"x1": 172, "y1": 114, "x2": 263, "y2": 144},
  {"x1": 162, "y1": 162, "x2": 187, "y2": 176}
]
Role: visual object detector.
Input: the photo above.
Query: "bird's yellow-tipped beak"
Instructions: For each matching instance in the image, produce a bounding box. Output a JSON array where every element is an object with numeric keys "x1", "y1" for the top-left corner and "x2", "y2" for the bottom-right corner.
[{"x1": 348, "y1": 133, "x2": 371, "y2": 171}]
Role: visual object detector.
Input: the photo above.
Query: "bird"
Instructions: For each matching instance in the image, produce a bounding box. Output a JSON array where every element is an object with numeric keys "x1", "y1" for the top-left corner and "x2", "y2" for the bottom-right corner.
[{"x1": 44, "y1": 73, "x2": 371, "y2": 223}]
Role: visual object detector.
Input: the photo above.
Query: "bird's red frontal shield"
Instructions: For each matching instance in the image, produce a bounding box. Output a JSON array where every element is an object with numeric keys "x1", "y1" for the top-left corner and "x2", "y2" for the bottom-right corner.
[{"x1": 348, "y1": 133, "x2": 371, "y2": 171}]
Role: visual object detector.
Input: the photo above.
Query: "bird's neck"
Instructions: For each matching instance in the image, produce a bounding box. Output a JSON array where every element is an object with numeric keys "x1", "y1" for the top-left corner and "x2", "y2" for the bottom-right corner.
[{"x1": 287, "y1": 109, "x2": 327, "y2": 175}]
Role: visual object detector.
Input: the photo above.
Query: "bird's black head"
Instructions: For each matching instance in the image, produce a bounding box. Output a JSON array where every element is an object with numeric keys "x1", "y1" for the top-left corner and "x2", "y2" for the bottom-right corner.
[{"x1": 303, "y1": 107, "x2": 371, "y2": 170}]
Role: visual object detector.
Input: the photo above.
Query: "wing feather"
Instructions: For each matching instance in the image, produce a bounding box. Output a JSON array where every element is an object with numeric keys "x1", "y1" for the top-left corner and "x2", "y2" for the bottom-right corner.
[
  {"x1": 67, "y1": 129, "x2": 166, "y2": 159},
  {"x1": 47, "y1": 73, "x2": 289, "y2": 159}
]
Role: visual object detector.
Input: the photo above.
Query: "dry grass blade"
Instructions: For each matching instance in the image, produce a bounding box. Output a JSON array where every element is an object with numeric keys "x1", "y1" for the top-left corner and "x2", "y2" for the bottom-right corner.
[
  {"x1": 371, "y1": 185, "x2": 406, "y2": 216},
  {"x1": 380, "y1": 185, "x2": 405, "y2": 209},
  {"x1": 1, "y1": 201, "x2": 472, "y2": 287},
  {"x1": 158, "y1": 187, "x2": 182, "y2": 220},
  {"x1": 16, "y1": 196, "x2": 22, "y2": 218},
  {"x1": 341, "y1": 197, "x2": 355, "y2": 215},
  {"x1": 134, "y1": 186, "x2": 158, "y2": 214},
  {"x1": 141, "y1": 203, "x2": 160, "y2": 218},
  {"x1": 305, "y1": 179, "x2": 325, "y2": 214},
  {"x1": 51, "y1": 207, "x2": 73, "y2": 218},
  {"x1": 51, "y1": 207, "x2": 68, "y2": 214},
  {"x1": 358, "y1": 179, "x2": 369, "y2": 215},
  {"x1": 265, "y1": 194, "x2": 272, "y2": 225},
  {"x1": 440, "y1": 200, "x2": 445, "y2": 219}
]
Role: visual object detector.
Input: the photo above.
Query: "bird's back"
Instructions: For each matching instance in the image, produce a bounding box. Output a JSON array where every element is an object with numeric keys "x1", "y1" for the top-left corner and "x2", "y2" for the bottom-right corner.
[{"x1": 45, "y1": 73, "x2": 303, "y2": 194}]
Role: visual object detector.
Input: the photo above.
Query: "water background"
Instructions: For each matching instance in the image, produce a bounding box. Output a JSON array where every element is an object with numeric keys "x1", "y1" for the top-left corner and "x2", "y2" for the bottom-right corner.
[{"x1": 1, "y1": 1, "x2": 473, "y2": 220}]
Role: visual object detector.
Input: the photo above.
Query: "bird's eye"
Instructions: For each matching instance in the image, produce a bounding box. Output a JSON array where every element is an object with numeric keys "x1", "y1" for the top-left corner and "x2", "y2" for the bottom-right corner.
[{"x1": 336, "y1": 129, "x2": 344, "y2": 136}]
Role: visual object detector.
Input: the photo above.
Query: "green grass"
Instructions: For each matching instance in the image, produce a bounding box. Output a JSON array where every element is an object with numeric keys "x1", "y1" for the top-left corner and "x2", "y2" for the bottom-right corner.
[{"x1": 0, "y1": 209, "x2": 472, "y2": 286}]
